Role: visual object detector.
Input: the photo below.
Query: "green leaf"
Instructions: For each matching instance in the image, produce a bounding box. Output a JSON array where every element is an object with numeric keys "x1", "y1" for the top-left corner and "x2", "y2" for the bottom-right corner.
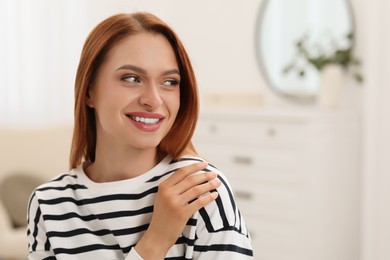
[{"x1": 282, "y1": 31, "x2": 364, "y2": 84}]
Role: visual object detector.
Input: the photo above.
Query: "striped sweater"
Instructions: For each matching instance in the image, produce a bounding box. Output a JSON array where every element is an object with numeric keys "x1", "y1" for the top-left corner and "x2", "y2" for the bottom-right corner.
[{"x1": 27, "y1": 156, "x2": 253, "y2": 259}]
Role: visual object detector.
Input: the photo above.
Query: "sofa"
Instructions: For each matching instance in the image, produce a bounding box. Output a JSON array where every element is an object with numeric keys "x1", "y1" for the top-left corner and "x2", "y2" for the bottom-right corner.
[{"x1": 0, "y1": 125, "x2": 73, "y2": 259}]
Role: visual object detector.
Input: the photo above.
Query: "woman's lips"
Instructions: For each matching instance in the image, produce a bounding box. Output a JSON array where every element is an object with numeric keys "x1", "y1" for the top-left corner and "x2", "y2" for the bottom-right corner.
[{"x1": 126, "y1": 112, "x2": 165, "y2": 132}]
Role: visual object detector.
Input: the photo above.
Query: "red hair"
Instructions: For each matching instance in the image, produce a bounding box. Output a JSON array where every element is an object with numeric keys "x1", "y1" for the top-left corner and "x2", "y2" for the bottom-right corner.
[{"x1": 70, "y1": 12, "x2": 198, "y2": 168}]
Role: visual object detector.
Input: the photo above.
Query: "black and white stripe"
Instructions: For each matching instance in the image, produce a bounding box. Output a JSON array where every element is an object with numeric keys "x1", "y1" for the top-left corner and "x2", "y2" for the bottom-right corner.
[{"x1": 27, "y1": 156, "x2": 253, "y2": 259}]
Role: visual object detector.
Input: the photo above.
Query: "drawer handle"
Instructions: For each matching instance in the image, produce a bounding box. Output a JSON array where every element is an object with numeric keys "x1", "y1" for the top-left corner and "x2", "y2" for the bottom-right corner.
[
  {"x1": 234, "y1": 190, "x2": 253, "y2": 200},
  {"x1": 267, "y1": 127, "x2": 276, "y2": 137},
  {"x1": 209, "y1": 124, "x2": 218, "y2": 134},
  {"x1": 233, "y1": 156, "x2": 253, "y2": 165}
]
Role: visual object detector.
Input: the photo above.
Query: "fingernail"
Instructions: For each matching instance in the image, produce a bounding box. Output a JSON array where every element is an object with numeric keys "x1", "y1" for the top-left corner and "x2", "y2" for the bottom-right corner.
[
  {"x1": 213, "y1": 178, "x2": 221, "y2": 185},
  {"x1": 207, "y1": 172, "x2": 217, "y2": 178},
  {"x1": 199, "y1": 161, "x2": 208, "y2": 168}
]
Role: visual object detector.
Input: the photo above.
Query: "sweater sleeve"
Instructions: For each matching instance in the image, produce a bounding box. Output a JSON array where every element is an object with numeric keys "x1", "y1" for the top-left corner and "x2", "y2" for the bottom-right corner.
[
  {"x1": 27, "y1": 192, "x2": 55, "y2": 259},
  {"x1": 124, "y1": 248, "x2": 144, "y2": 260},
  {"x1": 193, "y1": 171, "x2": 254, "y2": 259}
]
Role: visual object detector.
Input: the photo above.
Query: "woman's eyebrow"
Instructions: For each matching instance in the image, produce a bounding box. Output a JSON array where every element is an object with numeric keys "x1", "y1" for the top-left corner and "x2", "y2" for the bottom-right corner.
[
  {"x1": 161, "y1": 69, "x2": 180, "y2": 77},
  {"x1": 115, "y1": 64, "x2": 180, "y2": 76},
  {"x1": 115, "y1": 64, "x2": 146, "y2": 74}
]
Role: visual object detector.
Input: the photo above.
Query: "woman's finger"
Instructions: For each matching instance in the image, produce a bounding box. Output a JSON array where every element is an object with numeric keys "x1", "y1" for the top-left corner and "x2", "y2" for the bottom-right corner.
[
  {"x1": 173, "y1": 171, "x2": 217, "y2": 195},
  {"x1": 186, "y1": 191, "x2": 219, "y2": 214},
  {"x1": 162, "y1": 161, "x2": 208, "y2": 187},
  {"x1": 181, "y1": 177, "x2": 221, "y2": 204}
]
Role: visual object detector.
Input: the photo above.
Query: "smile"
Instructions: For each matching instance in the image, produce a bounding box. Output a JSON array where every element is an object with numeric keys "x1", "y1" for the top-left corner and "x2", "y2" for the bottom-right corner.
[{"x1": 131, "y1": 116, "x2": 161, "y2": 125}]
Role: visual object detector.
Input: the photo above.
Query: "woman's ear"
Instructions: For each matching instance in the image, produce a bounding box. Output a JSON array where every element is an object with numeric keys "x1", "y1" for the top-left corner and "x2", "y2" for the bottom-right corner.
[{"x1": 85, "y1": 89, "x2": 95, "y2": 108}]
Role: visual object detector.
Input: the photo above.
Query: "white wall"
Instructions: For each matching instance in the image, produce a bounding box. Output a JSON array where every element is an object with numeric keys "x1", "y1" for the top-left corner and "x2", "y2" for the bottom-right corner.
[{"x1": 353, "y1": 0, "x2": 390, "y2": 259}]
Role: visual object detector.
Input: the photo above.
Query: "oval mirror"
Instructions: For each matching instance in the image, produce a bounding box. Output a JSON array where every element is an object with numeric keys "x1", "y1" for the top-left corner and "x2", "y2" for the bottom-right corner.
[{"x1": 256, "y1": 0, "x2": 355, "y2": 102}]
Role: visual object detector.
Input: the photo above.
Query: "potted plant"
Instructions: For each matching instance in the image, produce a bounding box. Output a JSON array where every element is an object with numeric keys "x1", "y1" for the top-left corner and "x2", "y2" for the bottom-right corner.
[
  {"x1": 283, "y1": 32, "x2": 363, "y2": 83},
  {"x1": 283, "y1": 32, "x2": 363, "y2": 107}
]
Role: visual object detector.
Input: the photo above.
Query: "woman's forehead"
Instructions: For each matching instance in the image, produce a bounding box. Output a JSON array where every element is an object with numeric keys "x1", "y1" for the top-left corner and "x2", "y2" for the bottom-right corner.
[{"x1": 103, "y1": 32, "x2": 179, "y2": 73}]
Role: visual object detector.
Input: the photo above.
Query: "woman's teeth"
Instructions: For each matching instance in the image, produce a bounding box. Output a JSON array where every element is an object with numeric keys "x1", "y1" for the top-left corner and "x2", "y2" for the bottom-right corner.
[{"x1": 132, "y1": 116, "x2": 160, "y2": 125}]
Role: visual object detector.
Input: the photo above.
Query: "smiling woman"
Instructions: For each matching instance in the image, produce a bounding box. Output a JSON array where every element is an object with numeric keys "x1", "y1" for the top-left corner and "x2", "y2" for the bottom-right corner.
[
  {"x1": 26, "y1": 12, "x2": 253, "y2": 260},
  {"x1": 85, "y1": 32, "x2": 181, "y2": 161}
]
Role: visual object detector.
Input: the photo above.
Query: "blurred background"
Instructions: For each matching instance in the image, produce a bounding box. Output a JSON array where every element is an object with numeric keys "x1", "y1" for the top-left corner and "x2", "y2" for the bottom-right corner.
[{"x1": 0, "y1": 0, "x2": 389, "y2": 259}]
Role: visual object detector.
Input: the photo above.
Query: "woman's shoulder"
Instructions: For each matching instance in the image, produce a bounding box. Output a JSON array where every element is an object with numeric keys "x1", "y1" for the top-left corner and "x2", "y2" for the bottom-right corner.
[
  {"x1": 173, "y1": 156, "x2": 229, "y2": 181},
  {"x1": 174, "y1": 156, "x2": 233, "y2": 200},
  {"x1": 171, "y1": 156, "x2": 219, "y2": 170},
  {"x1": 31, "y1": 167, "x2": 85, "y2": 199},
  {"x1": 178, "y1": 157, "x2": 248, "y2": 231}
]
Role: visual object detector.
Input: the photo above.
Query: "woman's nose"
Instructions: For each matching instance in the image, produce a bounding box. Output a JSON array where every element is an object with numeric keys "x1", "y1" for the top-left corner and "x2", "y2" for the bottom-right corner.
[{"x1": 139, "y1": 84, "x2": 163, "y2": 109}]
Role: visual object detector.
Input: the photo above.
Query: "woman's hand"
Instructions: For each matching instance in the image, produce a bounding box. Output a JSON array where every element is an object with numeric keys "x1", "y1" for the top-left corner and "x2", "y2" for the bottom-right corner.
[{"x1": 134, "y1": 162, "x2": 221, "y2": 259}]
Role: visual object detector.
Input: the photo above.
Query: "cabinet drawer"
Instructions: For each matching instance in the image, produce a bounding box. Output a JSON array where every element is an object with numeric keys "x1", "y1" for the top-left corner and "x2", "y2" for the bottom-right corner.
[
  {"x1": 247, "y1": 220, "x2": 304, "y2": 260},
  {"x1": 195, "y1": 119, "x2": 307, "y2": 148},
  {"x1": 197, "y1": 144, "x2": 304, "y2": 181},
  {"x1": 231, "y1": 179, "x2": 304, "y2": 219},
  {"x1": 234, "y1": 186, "x2": 305, "y2": 260}
]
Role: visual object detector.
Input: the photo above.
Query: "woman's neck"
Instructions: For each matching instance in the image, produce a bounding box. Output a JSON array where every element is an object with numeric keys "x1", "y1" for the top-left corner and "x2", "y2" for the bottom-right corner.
[{"x1": 86, "y1": 144, "x2": 158, "y2": 183}]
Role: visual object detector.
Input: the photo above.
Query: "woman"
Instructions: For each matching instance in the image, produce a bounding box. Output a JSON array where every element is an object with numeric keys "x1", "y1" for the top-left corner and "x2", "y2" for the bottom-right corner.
[{"x1": 27, "y1": 12, "x2": 253, "y2": 259}]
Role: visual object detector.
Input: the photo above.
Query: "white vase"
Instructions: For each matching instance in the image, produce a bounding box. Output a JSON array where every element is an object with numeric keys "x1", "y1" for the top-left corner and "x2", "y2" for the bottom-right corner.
[{"x1": 317, "y1": 64, "x2": 345, "y2": 108}]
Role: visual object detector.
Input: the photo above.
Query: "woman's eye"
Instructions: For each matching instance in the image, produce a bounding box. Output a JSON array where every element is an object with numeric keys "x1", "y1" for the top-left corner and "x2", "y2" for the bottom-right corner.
[
  {"x1": 123, "y1": 75, "x2": 140, "y2": 83},
  {"x1": 162, "y1": 79, "x2": 179, "y2": 87}
]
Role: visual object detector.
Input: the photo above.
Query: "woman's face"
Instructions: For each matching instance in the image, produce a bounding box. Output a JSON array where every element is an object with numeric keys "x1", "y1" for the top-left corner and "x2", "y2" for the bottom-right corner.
[{"x1": 87, "y1": 32, "x2": 180, "y2": 152}]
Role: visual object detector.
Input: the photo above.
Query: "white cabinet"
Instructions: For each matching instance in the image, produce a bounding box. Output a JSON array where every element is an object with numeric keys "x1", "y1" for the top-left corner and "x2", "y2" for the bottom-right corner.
[{"x1": 193, "y1": 108, "x2": 360, "y2": 260}]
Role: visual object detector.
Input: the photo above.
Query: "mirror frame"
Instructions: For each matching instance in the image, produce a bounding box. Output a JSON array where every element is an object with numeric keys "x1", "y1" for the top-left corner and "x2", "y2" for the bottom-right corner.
[{"x1": 254, "y1": 0, "x2": 356, "y2": 103}]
